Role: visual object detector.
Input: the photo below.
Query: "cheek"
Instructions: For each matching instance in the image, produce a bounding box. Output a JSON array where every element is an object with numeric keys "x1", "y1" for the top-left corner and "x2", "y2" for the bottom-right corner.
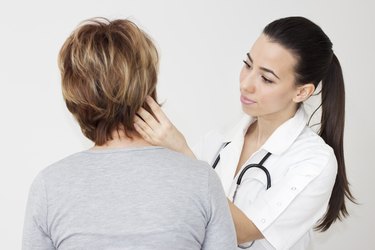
[{"x1": 261, "y1": 87, "x2": 293, "y2": 106}]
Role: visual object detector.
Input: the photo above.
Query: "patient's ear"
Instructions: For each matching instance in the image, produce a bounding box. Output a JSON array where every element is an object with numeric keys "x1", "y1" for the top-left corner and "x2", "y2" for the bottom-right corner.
[{"x1": 293, "y1": 83, "x2": 315, "y2": 103}]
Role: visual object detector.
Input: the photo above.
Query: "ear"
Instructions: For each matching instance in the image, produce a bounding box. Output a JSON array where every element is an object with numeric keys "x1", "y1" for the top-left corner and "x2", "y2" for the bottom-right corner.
[{"x1": 293, "y1": 83, "x2": 315, "y2": 103}]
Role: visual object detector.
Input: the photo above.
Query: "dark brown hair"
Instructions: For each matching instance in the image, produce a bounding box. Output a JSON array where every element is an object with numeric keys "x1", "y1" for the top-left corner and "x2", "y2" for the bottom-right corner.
[
  {"x1": 263, "y1": 16, "x2": 355, "y2": 231},
  {"x1": 58, "y1": 17, "x2": 159, "y2": 145}
]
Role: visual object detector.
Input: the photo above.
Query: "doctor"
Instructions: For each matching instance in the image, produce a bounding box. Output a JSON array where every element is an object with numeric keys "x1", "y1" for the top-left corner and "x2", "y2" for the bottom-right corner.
[{"x1": 134, "y1": 16, "x2": 355, "y2": 249}]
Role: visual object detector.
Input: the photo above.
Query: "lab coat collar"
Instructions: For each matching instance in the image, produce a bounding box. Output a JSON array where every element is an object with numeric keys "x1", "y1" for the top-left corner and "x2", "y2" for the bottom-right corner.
[{"x1": 224, "y1": 106, "x2": 308, "y2": 156}]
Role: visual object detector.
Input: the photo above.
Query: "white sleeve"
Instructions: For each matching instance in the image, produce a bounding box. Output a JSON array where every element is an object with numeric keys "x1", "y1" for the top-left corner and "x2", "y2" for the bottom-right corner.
[
  {"x1": 22, "y1": 173, "x2": 55, "y2": 250},
  {"x1": 202, "y1": 168, "x2": 237, "y2": 250}
]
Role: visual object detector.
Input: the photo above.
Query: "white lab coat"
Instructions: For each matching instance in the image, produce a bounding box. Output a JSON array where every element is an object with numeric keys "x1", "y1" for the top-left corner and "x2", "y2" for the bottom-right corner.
[{"x1": 193, "y1": 106, "x2": 337, "y2": 250}]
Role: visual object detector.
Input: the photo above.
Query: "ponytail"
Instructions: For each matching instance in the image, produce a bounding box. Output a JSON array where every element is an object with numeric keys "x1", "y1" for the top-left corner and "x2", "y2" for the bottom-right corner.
[
  {"x1": 263, "y1": 16, "x2": 355, "y2": 231},
  {"x1": 315, "y1": 53, "x2": 356, "y2": 231}
]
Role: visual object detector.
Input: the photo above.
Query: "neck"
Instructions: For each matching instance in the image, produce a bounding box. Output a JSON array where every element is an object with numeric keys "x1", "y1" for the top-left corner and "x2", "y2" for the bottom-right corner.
[
  {"x1": 248, "y1": 106, "x2": 298, "y2": 147},
  {"x1": 92, "y1": 130, "x2": 152, "y2": 150}
]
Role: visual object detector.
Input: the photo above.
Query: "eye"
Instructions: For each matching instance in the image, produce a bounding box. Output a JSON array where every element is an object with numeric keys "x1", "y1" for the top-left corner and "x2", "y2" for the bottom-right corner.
[
  {"x1": 243, "y1": 60, "x2": 251, "y2": 69},
  {"x1": 261, "y1": 76, "x2": 274, "y2": 84}
]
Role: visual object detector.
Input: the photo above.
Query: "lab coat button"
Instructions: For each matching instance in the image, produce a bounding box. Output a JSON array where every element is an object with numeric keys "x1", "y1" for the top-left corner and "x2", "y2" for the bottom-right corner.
[
  {"x1": 291, "y1": 186, "x2": 297, "y2": 191},
  {"x1": 261, "y1": 218, "x2": 266, "y2": 223},
  {"x1": 276, "y1": 201, "x2": 282, "y2": 206}
]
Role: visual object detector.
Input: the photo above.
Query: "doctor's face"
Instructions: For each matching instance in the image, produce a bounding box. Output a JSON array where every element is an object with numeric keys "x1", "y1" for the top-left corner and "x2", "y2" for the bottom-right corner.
[{"x1": 240, "y1": 34, "x2": 300, "y2": 120}]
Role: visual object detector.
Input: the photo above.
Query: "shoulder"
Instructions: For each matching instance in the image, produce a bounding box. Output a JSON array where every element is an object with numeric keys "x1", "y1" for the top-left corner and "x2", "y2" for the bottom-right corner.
[
  {"x1": 158, "y1": 148, "x2": 222, "y2": 188},
  {"x1": 294, "y1": 126, "x2": 334, "y2": 157},
  {"x1": 26, "y1": 151, "x2": 84, "y2": 201},
  {"x1": 285, "y1": 126, "x2": 337, "y2": 178},
  {"x1": 159, "y1": 148, "x2": 213, "y2": 174},
  {"x1": 39, "y1": 151, "x2": 88, "y2": 178}
]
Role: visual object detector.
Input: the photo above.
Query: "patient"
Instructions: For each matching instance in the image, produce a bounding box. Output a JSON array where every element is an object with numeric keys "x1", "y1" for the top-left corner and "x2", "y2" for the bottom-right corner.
[{"x1": 22, "y1": 17, "x2": 236, "y2": 250}]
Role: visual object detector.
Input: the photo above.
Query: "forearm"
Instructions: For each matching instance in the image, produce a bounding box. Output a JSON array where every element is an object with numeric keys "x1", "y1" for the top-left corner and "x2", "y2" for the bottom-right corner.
[{"x1": 227, "y1": 199, "x2": 264, "y2": 244}]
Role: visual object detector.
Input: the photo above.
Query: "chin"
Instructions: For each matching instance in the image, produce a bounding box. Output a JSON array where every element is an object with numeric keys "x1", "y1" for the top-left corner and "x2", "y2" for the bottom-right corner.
[{"x1": 241, "y1": 106, "x2": 259, "y2": 117}]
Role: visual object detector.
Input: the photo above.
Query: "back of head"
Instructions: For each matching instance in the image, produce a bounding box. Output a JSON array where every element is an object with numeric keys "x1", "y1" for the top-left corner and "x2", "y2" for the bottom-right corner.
[{"x1": 58, "y1": 17, "x2": 159, "y2": 145}]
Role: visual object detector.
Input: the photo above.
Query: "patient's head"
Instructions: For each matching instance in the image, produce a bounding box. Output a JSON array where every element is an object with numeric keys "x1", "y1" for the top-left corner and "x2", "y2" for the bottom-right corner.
[{"x1": 58, "y1": 17, "x2": 159, "y2": 145}]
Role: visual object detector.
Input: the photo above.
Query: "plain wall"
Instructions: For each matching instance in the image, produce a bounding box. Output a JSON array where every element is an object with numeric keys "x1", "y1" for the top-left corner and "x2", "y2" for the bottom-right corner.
[{"x1": 0, "y1": 0, "x2": 373, "y2": 249}]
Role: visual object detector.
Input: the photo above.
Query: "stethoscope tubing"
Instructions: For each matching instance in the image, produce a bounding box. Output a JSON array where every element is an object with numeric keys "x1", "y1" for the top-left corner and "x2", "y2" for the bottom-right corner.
[
  {"x1": 212, "y1": 142, "x2": 272, "y2": 202},
  {"x1": 212, "y1": 142, "x2": 272, "y2": 249},
  {"x1": 212, "y1": 141, "x2": 231, "y2": 169}
]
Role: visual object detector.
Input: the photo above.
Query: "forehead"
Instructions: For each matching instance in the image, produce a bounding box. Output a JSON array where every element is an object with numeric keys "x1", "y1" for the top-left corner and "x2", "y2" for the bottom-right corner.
[{"x1": 250, "y1": 34, "x2": 297, "y2": 77}]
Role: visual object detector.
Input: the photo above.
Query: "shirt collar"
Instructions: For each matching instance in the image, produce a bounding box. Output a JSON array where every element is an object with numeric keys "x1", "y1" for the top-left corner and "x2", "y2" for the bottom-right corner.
[{"x1": 224, "y1": 105, "x2": 308, "y2": 155}]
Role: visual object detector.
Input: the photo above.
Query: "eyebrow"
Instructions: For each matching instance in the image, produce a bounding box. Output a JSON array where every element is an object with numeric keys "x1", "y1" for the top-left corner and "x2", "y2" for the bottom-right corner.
[{"x1": 247, "y1": 53, "x2": 280, "y2": 79}]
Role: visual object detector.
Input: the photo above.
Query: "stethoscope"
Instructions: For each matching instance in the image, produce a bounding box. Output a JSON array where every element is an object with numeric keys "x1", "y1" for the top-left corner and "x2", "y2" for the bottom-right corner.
[
  {"x1": 212, "y1": 142, "x2": 272, "y2": 201},
  {"x1": 212, "y1": 142, "x2": 272, "y2": 249}
]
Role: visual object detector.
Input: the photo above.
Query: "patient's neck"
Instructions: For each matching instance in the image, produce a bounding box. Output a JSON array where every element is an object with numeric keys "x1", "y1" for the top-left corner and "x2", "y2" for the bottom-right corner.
[{"x1": 92, "y1": 130, "x2": 152, "y2": 150}]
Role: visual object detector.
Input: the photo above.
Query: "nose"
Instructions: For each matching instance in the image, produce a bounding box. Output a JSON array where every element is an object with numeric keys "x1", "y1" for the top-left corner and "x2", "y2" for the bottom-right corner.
[{"x1": 240, "y1": 69, "x2": 256, "y2": 93}]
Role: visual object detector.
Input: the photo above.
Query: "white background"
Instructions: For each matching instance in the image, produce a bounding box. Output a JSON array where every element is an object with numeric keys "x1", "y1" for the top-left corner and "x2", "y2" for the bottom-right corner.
[{"x1": 0, "y1": 0, "x2": 374, "y2": 249}]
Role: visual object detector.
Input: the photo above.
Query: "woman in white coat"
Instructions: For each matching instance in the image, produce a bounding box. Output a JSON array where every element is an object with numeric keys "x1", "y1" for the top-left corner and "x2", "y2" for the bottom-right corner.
[{"x1": 134, "y1": 16, "x2": 355, "y2": 249}]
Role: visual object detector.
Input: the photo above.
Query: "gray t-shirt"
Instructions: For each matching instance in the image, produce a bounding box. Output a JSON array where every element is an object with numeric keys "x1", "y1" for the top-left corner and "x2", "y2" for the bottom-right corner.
[{"x1": 22, "y1": 147, "x2": 237, "y2": 250}]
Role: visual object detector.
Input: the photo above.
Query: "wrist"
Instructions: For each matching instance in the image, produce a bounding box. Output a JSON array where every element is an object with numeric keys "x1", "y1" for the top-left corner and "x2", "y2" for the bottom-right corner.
[{"x1": 180, "y1": 144, "x2": 196, "y2": 159}]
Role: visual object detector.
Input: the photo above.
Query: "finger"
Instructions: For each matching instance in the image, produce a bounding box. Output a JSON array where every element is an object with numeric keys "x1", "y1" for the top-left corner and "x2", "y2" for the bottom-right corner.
[
  {"x1": 134, "y1": 123, "x2": 150, "y2": 142},
  {"x1": 134, "y1": 116, "x2": 157, "y2": 143},
  {"x1": 134, "y1": 115, "x2": 155, "y2": 136},
  {"x1": 137, "y1": 107, "x2": 160, "y2": 129},
  {"x1": 134, "y1": 123, "x2": 153, "y2": 144},
  {"x1": 146, "y1": 96, "x2": 171, "y2": 124}
]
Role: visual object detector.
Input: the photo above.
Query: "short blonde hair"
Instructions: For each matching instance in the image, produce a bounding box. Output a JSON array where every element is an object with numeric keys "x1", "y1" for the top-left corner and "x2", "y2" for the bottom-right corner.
[{"x1": 58, "y1": 17, "x2": 159, "y2": 145}]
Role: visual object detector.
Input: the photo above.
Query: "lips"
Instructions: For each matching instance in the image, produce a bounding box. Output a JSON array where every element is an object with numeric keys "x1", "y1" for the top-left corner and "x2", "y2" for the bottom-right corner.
[{"x1": 240, "y1": 95, "x2": 256, "y2": 105}]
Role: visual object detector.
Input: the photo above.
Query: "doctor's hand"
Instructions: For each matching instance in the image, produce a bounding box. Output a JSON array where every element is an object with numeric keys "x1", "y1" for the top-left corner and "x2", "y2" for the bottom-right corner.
[{"x1": 134, "y1": 96, "x2": 196, "y2": 159}]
